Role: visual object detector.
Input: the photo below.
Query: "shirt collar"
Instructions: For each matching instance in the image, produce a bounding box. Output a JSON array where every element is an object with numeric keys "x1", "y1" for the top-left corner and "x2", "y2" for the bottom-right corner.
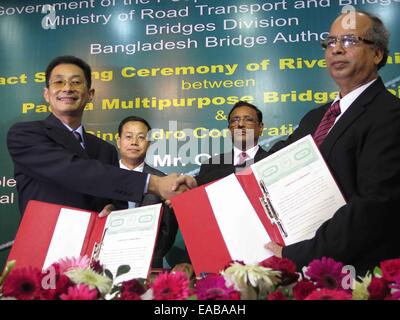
[
  {"x1": 334, "y1": 78, "x2": 377, "y2": 117},
  {"x1": 63, "y1": 123, "x2": 84, "y2": 144},
  {"x1": 233, "y1": 145, "x2": 259, "y2": 166},
  {"x1": 119, "y1": 160, "x2": 145, "y2": 172}
]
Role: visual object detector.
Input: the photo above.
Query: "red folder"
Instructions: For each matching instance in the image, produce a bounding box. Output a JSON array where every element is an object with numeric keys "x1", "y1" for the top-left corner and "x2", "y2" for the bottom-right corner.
[
  {"x1": 171, "y1": 168, "x2": 284, "y2": 276},
  {"x1": 7, "y1": 200, "x2": 107, "y2": 270}
]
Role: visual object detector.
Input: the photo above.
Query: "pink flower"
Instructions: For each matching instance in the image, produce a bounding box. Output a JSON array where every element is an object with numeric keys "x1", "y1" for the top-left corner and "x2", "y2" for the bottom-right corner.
[
  {"x1": 267, "y1": 291, "x2": 288, "y2": 300},
  {"x1": 293, "y1": 279, "x2": 317, "y2": 300},
  {"x1": 57, "y1": 256, "x2": 90, "y2": 273},
  {"x1": 151, "y1": 272, "x2": 190, "y2": 300},
  {"x1": 195, "y1": 274, "x2": 240, "y2": 300},
  {"x1": 120, "y1": 291, "x2": 142, "y2": 300},
  {"x1": 39, "y1": 265, "x2": 73, "y2": 300},
  {"x1": 380, "y1": 258, "x2": 400, "y2": 282},
  {"x1": 119, "y1": 279, "x2": 145, "y2": 300},
  {"x1": 368, "y1": 277, "x2": 390, "y2": 300},
  {"x1": 306, "y1": 257, "x2": 345, "y2": 289},
  {"x1": 2, "y1": 267, "x2": 42, "y2": 300},
  {"x1": 90, "y1": 260, "x2": 104, "y2": 274},
  {"x1": 260, "y1": 256, "x2": 299, "y2": 285},
  {"x1": 389, "y1": 275, "x2": 400, "y2": 300},
  {"x1": 305, "y1": 289, "x2": 352, "y2": 300},
  {"x1": 60, "y1": 284, "x2": 98, "y2": 300}
]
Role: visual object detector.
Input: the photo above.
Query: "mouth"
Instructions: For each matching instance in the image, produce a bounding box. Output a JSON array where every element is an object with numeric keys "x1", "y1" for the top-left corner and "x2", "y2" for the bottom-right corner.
[
  {"x1": 57, "y1": 96, "x2": 79, "y2": 103},
  {"x1": 330, "y1": 61, "x2": 348, "y2": 69}
]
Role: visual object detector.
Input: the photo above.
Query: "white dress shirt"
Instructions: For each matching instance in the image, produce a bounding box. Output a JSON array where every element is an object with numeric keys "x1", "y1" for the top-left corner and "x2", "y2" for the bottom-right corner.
[
  {"x1": 233, "y1": 145, "x2": 259, "y2": 166},
  {"x1": 119, "y1": 160, "x2": 145, "y2": 208}
]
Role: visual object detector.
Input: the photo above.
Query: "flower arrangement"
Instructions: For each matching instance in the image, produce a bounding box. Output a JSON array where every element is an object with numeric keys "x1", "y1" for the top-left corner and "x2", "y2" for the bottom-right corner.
[{"x1": 1, "y1": 255, "x2": 400, "y2": 300}]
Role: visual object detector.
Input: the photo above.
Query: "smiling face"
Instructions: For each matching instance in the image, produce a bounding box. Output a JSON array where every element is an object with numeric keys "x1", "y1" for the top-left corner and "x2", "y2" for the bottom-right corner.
[
  {"x1": 117, "y1": 121, "x2": 150, "y2": 169},
  {"x1": 325, "y1": 12, "x2": 383, "y2": 96},
  {"x1": 44, "y1": 63, "x2": 94, "y2": 126},
  {"x1": 228, "y1": 105, "x2": 263, "y2": 150}
]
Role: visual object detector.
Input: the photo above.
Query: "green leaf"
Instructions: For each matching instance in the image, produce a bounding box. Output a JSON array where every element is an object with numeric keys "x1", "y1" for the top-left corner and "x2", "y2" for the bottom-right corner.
[
  {"x1": 187, "y1": 294, "x2": 198, "y2": 300},
  {"x1": 104, "y1": 269, "x2": 113, "y2": 280},
  {"x1": 116, "y1": 265, "x2": 131, "y2": 278},
  {"x1": 0, "y1": 260, "x2": 16, "y2": 286},
  {"x1": 373, "y1": 267, "x2": 382, "y2": 277}
]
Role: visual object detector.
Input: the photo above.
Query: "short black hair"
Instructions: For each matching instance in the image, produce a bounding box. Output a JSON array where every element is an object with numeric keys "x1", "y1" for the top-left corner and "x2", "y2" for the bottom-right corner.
[
  {"x1": 228, "y1": 101, "x2": 263, "y2": 124},
  {"x1": 118, "y1": 116, "x2": 152, "y2": 136},
  {"x1": 45, "y1": 55, "x2": 92, "y2": 88}
]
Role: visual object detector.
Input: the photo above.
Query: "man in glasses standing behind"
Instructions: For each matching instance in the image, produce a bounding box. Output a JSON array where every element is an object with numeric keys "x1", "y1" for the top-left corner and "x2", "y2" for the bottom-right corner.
[
  {"x1": 196, "y1": 100, "x2": 268, "y2": 186},
  {"x1": 265, "y1": 10, "x2": 400, "y2": 275}
]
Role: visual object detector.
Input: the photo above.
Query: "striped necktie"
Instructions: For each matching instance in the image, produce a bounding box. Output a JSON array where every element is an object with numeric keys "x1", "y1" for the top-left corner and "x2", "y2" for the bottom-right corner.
[
  {"x1": 313, "y1": 100, "x2": 341, "y2": 147},
  {"x1": 72, "y1": 130, "x2": 82, "y2": 143}
]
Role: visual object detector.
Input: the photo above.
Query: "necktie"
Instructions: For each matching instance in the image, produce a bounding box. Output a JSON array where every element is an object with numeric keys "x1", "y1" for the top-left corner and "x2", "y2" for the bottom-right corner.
[
  {"x1": 313, "y1": 100, "x2": 341, "y2": 147},
  {"x1": 72, "y1": 130, "x2": 82, "y2": 143},
  {"x1": 237, "y1": 151, "x2": 249, "y2": 166}
]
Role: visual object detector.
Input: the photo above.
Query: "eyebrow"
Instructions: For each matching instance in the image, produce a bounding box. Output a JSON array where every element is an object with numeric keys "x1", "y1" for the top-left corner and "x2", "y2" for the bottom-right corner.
[{"x1": 51, "y1": 74, "x2": 84, "y2": 78}]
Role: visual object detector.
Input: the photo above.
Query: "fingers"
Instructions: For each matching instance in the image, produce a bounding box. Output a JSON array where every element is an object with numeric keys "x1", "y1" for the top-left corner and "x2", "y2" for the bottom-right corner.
[
  {"x1": 99, "y1": 203, "x2": 115, "y2": 218},
  {"x1": 172, "y1": 175, "x2": 197, "y2": 191},
  {"x1": 264, "y1": 242, "x2": 283, "y2": 258},
  {"x1": 151, "y1": 174, "x2": 197, "y2": 201}
]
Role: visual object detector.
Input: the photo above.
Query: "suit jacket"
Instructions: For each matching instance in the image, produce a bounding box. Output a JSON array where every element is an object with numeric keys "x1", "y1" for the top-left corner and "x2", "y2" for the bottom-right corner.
[
  {"x1": 7, "y1": 114, "x2": 148, "y2": 215},
  {"x1": 267, "y1": 78, "x2": 400, "y2": 275},
  {"x1": 140, "y1": 164, "x2": 178, "y2": 268},
  {"x1": 196, "y1": 147, "x2": 269, "y2": 186}
]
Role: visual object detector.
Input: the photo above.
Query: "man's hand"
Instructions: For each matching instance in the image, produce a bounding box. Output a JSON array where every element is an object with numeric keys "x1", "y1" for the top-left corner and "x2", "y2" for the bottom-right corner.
[
  {"x1": 148, "y1": 174, "x2": 197, "y2": 201},
  {"x1": 99, "y1": 203, "x2": 115, "y2": 218},
  {"x1": 172, "y1": 175, "x2": 197, "y2": 191},
  {"x1": 265, "y1": 241, "x2": 283, "y2": 258}
]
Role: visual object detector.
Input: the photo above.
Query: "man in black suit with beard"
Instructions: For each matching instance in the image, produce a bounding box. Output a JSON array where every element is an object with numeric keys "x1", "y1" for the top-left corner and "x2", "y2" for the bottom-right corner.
[
  {"x1": 265, "y1": 11, "x2": 400, "y2": 275},
  {"x1": 196, "y1": 100, "x2": 268, "y2": 186}
]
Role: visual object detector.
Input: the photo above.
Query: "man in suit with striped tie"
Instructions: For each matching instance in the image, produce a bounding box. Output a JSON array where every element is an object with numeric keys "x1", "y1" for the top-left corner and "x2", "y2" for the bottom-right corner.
[{"x1": 265, "y1": 10, "x2": 400, "y2": 276}]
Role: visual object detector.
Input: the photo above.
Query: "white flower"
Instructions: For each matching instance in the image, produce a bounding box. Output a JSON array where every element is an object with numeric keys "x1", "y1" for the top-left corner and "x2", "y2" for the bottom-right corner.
[
  {"x1": 65, "y1": 268, "x2": 112, "y2": 295},
  {"x1": 352, "y1": 273, "x2": 372, "y2": 300},
  {"x1": 221, "y1": 262, "x2": 281, "y2": 299}
]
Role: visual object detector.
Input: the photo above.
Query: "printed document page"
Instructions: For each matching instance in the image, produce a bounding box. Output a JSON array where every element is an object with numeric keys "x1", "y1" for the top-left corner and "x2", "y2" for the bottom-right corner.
[
  {"x1": 98, "y1": 204, "x2": 162, "y2": 282},
  {"x1": 251, "y1": 135, "x2": 346, "y2": 245}
]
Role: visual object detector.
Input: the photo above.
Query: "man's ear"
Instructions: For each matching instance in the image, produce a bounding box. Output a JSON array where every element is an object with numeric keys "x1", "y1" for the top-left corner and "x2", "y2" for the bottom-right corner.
[
  {"x1": 116, "y1": 136, "x2": 121, "y2": 149},
  {"x1": 88, "y1": 88, "x2": 95, "y2": 102},
  {"x1": 258, "y1": 122, "x2": 264, "y2": 137},
  {"x1": 43, "y1": 87, "x2": 50, "y2": 103},
  {"x1": 373, "y1": 48, "x2": 384, "y2": 67}
]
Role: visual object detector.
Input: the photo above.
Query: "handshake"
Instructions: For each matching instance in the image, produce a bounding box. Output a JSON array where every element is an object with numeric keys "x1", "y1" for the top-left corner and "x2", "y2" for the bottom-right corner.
[
  {"x1": 99, "y1": 174, "x2": 197, "y2": 217},
  {"x1": 148, "y1": 173, "x2": 198, "y2": 201}
]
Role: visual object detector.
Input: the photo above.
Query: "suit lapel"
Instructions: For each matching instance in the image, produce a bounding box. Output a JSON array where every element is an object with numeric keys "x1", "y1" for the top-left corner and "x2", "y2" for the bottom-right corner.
[
  {"x1": 43, "y1": 114, "x2": 89, "y2": 159},
  {"x1": 320, "y1": 78, "x2": 385, "y2": 158},
  {"x1": 82, "y1": 131, "x2": 99, "y2": 159}
]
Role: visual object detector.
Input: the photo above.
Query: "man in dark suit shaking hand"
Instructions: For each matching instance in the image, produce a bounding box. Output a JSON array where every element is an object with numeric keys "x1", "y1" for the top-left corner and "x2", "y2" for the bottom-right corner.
[{"x1": 7, "y1": 56, "x2": 195, "y2": 217}]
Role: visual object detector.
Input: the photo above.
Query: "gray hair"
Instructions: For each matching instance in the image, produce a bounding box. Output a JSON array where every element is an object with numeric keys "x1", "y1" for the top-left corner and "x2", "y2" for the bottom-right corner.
[{"x1": 361, "y1": 11, "x2": 390, "y2": 69}]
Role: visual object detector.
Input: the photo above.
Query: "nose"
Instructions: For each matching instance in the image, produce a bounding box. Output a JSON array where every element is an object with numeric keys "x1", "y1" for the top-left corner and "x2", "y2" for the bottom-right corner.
[
  {"x1": 61, "y1": 81, "x2": 75, "y2": 91},
  {"x1": 331, "y1": 40, "x2": 345, "y2": 54}
]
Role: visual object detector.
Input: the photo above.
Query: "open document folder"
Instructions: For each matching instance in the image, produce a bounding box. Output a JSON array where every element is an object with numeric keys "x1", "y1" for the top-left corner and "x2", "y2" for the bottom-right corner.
[
  {"x1": 7, "y1": 200, "x2": 162, "y2": 281},
  {"x1": 171, "y1": 135, "x2": 346, "y2": 275}
]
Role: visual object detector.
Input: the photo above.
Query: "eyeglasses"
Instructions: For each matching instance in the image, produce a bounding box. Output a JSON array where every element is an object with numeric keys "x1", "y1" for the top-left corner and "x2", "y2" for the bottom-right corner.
[
  {"x1": 121, "y1": 133, "x2": 147, "y2": 143},
  {"x1": 49, "y1": 78, "x2": 86, "y2": 90},
  {"x1": 321, "y1": 34, "x2": 375, "y2": 49},
  {"x1": 229, "y1": 116, "x2": 258, "y2": 126}
]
